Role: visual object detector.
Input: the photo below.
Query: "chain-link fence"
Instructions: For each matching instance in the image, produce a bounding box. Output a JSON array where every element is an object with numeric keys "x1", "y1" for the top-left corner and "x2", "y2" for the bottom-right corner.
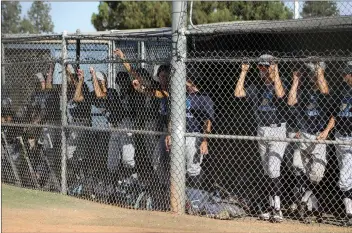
[{"x1": 2, "y1": 0, "x2": 352, "y2": 228}]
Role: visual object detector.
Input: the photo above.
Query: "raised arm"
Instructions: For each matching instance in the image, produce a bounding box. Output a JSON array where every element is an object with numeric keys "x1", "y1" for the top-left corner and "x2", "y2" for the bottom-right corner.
[
  {"x1": 234, "y1": 63, "x2": 249, "y2": 98},
  {"x1": 113, "y1": 48, "x2": 139, "y2": 79},
  {"x1": 270, "y1": 63, "x2": 285, "y2": 98},
  {"x1": 315, "y1": 63, "x2": 329, "y2": 95},
  {"x1": 90, "y1": 67, "x2": 107, "y2": 99},
  {"x1": 287, "y1": 71, "x2": 300, "y2": 106},
  {"x1": 73, "y1": 69, "x2": 85, "y2": 102},
  {"x1": 66, "y1": 64, "x2": 77, "y2": 86},
  {"x1": 45, "y1": 63, "x2": 54, "y2": 90}
]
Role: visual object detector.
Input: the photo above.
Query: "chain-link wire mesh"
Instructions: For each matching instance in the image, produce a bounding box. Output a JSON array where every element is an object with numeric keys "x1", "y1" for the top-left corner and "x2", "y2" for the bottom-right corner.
[{"x1": 2, "y1": 0, "x2": 352, "y2": 228}]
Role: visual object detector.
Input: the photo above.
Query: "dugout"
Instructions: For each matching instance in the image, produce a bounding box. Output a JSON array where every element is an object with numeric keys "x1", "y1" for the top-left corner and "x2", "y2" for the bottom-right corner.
[{"x1": 185, "y1": 16, "x2": 352, "y2": 216}]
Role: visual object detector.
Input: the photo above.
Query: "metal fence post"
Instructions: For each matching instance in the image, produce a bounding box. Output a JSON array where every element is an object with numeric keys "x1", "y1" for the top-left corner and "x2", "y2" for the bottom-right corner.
[
  {"x1": 1, "y1": 43, "x2": 5, "y2": 86},
  {"x1": 60, "y1": 31, "x2": 68, "y2": 194},
  {"x1": 169, "y1": 0, "x2": 187, "y2": 214},
  {"x1": 140, "y1": 41, "x2": 145, "y2": 69},
  {"x1": 294, "y1": 0, "x2": 300, "y2": 19}
]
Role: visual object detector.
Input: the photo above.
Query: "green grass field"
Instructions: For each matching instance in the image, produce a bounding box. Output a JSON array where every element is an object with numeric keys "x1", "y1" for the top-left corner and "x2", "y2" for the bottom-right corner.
[{"x1": 2, "y1": 184, "x2": 350, "y2": 233}]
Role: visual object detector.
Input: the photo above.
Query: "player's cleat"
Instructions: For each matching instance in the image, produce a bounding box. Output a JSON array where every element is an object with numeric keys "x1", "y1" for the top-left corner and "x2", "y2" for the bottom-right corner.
[
  {"x1": 272, "y1": 209, "x2": 283, "y2": 223},
  {"x1": 259, "y1": 207, "x2": 272, "y2": 221},
  {"x1": 259, "y1": 212, "x2": 271, "y2": 221}
]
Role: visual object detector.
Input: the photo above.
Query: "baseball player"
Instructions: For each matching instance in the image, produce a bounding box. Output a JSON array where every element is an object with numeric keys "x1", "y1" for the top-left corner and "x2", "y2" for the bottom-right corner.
[
  {"x1": 287, "y1": 60, "x2": 333, "y2": 223},
  {"x1": 331, "y1": 61, "x2": 352, "y2": 226},
  {"x1": 107, "y1": 70, "x2": 139, "y2": 184},
  {"x1": 65, "y1": 65, "x2": 93, "y2": 186},
  {"x1": 165, "y1": 78, "x2": 214, "y2": 189},
  {"x1": 88, "y1": 67, "x2": 122, "y2": 181},
  {"x1": 234, "y1": 54, "x2": 288, "y2": 222},
  {"x1": 113, "y1": 48, "x2": 171, "y2": 186}
]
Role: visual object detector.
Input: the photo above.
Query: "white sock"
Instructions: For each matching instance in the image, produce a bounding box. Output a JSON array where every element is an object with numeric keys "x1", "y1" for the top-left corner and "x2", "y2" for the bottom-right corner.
[
  {"x1": 307, "y1": 196, "x2": 313, "y2": 211},
  {"x1": 274, "y1": 196, "x2": 281, "y2": 210},
  {"x1": 301, "y1": 190, "x2": 313, "y2": 203},
  {"x1": 131, "y1": 173, "x2": 138, "y2": 179},
  {"x1": 344, "y1": 198, "x2": 352, "y2": 215},
  {"x1": 311, "y1": 194, "x2": 319, "y2": 211},
  {"x1": 269, "y1": 196, "x2": 274, "y2": 207}
]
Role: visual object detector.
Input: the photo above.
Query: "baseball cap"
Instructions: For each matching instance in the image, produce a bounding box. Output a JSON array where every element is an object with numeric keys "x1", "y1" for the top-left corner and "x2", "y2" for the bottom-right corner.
[
  {"x1": 304, "y1": 57, "x2": 326, "y2": 74},
  {"x1": 340, "y1": 61, "x2": 352, "y2": 75},
  {"x1": 258, "y1": 54, "x2": 275, "y2": 66},
  {"x1": 95, "y1": 71, "x2": 106, "y2": 81},
  {"x1": 34, "y1": 73, "x2": 45, "y2": 83}
]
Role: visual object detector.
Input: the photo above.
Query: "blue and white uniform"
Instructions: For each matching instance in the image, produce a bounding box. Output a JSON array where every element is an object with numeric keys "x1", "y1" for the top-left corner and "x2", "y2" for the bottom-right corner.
[
  {"x1": 333, "y1": 79, "x2": 352, "y2": 218},
  {"x1": 185, "y1": 92, "x2": 214, "y2": 187},
  {"x1": 245, "y1": 81, "x2": 288, "y2": 179},
  {"x1": 296, "y1": 83, "x2": 331, "y2": 184}
]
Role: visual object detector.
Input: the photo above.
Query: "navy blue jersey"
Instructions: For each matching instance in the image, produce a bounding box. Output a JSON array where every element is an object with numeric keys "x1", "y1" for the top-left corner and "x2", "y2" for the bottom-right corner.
[
  {"x1": 296, "y1": 84, "x2": 331, "y2": 134},
  {"x1": 332, "y1": 84, "x2": 352, "y2": 134},
  {"x1": 244, "y1": 81, "x2": 287, "y2": 126},
  {"x1": 186, "y1": 93, "x2": 214, "y2": 133}
]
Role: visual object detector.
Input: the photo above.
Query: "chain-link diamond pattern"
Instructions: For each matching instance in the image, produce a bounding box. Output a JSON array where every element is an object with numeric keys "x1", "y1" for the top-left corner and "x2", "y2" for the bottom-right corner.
[{"x1": 2, "y1": 1, "x2": 352, "y2": 228}]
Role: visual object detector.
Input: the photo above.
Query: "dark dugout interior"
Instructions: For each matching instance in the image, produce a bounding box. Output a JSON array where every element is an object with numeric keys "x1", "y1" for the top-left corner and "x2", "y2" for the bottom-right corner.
[{"x1": 186, "y1": 27, "x2": 352, "y2": 217}]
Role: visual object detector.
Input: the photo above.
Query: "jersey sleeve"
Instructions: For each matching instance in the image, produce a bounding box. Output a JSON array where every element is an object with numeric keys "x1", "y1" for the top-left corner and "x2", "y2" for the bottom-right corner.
[{"x1": 201, "y1": 94, "x2": 215, "y2": 122}]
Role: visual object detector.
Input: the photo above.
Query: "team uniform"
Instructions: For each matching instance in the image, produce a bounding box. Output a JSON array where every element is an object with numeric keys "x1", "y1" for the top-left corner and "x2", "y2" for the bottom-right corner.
[
  {"x1": 292, "y1": 79, "x2": 331, "y2": 221},
  {"x1": 185, "y1": 92, "x2": 214, "y2": 188},
  {"x1": 235, "y1": 60, "x2": 288, "y2": 222},
  {"x1": 144, "y1": 83, "x2": 169, "y2": 186},
  {"x1": 332, "y1": 63, "x2": 352, "y2": 225},
  {"x1": 66, "y1": 80, "x2": 91, "y2": 164},
  {"x1": 107, "y1": 81, "x2": 144, "y2": 181},
  {"x1": 89, "y1": 87, "x2": 120, "y2": 179}
]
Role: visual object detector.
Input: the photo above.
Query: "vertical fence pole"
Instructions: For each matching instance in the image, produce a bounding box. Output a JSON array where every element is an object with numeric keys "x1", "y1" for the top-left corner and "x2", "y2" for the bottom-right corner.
[
  {"x1": 169, "y1": 0, "x2": 187, "y2": 214},
  {"x1": 140, "y1": 41, "x2": 146, "y2": 69},
  {"x1": 294, "y1": 0, "x2": 300, "y2": 19},
  {"x1": 108, "y1": 40, "x2": 113, "y2": 88},
  {"x1": 60, "y1": 31, "x2": 68, "y2": 194},
  {"x1": 1, "y1": 43, "x2": 5, "y2": 86}
]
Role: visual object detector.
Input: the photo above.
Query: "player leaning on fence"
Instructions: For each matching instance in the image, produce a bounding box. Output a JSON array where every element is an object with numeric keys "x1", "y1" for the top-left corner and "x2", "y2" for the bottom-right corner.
[
  {"x1": 234, "y1": 54, "x2": 287, "y2": 222},
  {"x1": 287, "y1": 60, "x2": 333, "y2": 223},
  {"x1": 165, "y1": 77, "x2": 214, "y2": 190},
  {"x1": 331, "y1": 61, "x2": 352, "y2": 226},
  {"x1": 88, "y1": 67, "x2": 122, "y2": 181},
  {"x1": 65, "y1": 65, "x2": 92, "y2": 184},
  {"x1": 114, "y1": 48, "x2": 171, "y2": 187}
]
